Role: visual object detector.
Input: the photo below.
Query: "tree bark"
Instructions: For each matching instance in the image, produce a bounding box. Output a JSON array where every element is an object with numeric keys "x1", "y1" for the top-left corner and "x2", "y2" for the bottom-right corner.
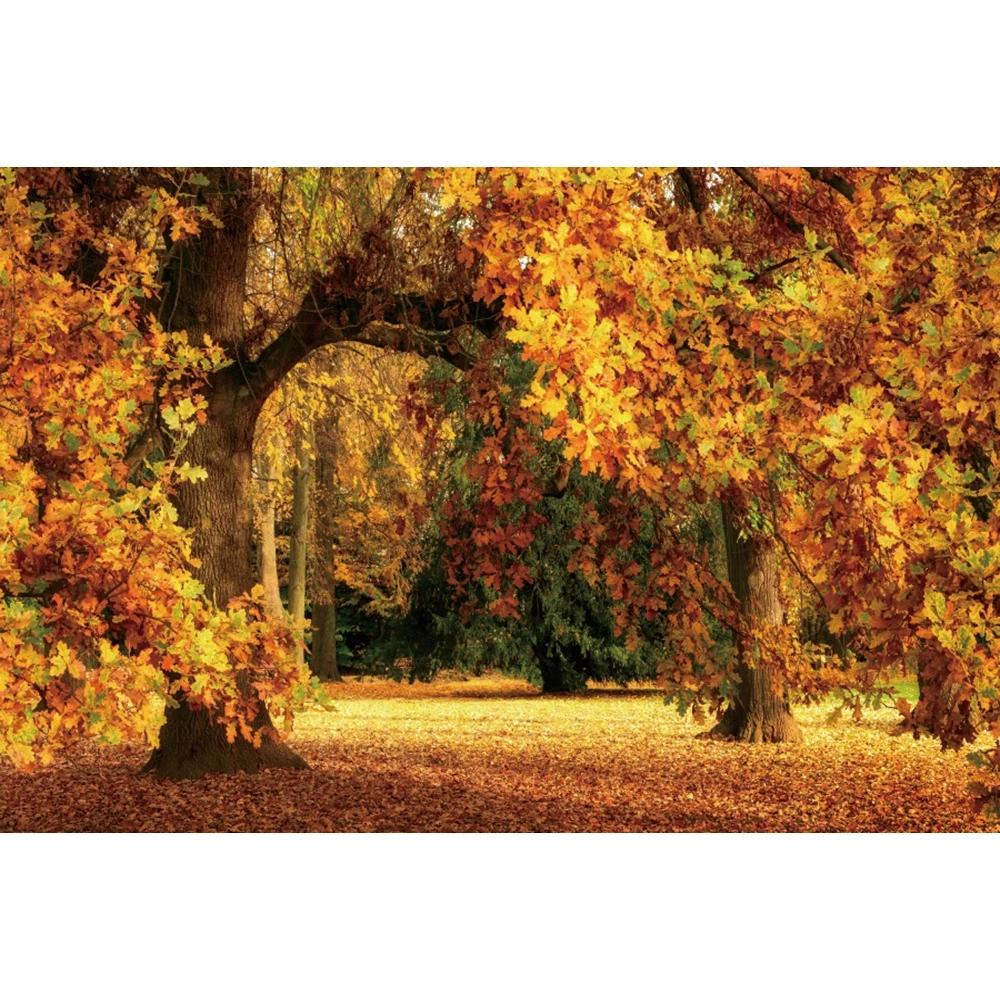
[
  {"x1": 311, "y1": 601, "x2": 341, "y2": 681},
  {"x1": 709, "y1": 502, "x2": 803, "y2": 744},
  {"x1": 142, "y1": 382, "x2": 308, "y2": 777},
  {"x1": 142, "y1": 169, "x2": 307, "y2": 779},
  {"x1": 257, "y1": 443, "x2": 285, "y2": 620}
]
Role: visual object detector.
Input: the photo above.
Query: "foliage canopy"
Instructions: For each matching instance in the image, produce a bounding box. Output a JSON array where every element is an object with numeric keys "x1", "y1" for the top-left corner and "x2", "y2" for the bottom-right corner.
[{"x1": 3, "y1": 167, "x2": 1000, "y2": 787}]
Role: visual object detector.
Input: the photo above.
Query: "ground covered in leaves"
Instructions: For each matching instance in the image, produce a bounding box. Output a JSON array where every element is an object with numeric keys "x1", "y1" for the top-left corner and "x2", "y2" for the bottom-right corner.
[{"x1": 2, "y1": 675, "x2": 997, "y2": 832}]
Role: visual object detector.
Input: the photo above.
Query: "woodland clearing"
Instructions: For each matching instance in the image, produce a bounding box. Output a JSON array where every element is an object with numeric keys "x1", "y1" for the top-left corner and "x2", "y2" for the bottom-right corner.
[{"x1": 1, "y1": 675, "x2": 994, "y2": 833}]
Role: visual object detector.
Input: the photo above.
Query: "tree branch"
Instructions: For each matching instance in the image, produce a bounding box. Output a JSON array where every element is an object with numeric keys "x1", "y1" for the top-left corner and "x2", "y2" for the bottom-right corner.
[
  {"x1": 246, "y1": 282, "x2": 504, "y2": 403},
  {"x1": 747, "y1": 256, "x2": 799, "y2": 284},
  {"x1": 677, "y1": 168, "x2": 706, "y2": 215},
  {"x1": 804, "y1": 168, "x2": 855, "y2": 203},
  {"x1": 732, "y1": 167, "x2": 856, "y2": 275}
]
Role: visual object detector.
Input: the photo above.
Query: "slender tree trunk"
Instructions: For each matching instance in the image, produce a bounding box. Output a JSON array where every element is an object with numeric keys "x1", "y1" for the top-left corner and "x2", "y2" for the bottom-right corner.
[
  {"x1": 142, "y1": 168, "x2": 307, "y2": 779},
  {"x1": 288, "y1": 426, "x2": 311, "y2": 668},
  {"x1": 709, "y1": 502, "x2": 803, "y2": 744},
  {"x1": 259, "y1": 496, "x2": 283, "y2": 618},
  {"x1": 257, "y1": 444, "x2": 284, "y2": 620},
  {"x1": 310, "y1": 415, "x2": 342, "y2": 680}
]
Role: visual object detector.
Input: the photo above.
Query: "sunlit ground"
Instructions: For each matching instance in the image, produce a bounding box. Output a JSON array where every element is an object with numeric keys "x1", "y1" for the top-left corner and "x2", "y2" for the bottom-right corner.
[{"x1": 1, "y1": 674, "x2": 996, "y2": 832}]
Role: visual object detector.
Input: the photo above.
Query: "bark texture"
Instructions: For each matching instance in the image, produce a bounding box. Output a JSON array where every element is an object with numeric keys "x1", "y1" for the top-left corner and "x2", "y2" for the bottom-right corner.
[
  {"x1": 142, "y1": 380, "x2": 308, "y2": 778},
  {"x1": 142, "y1": 677, "x2": 307, "y2": 780},
  {"x1": 710, "y1": 503, "x2": 803, "y2": 744},
  {"x1": 143, "y1": 169, "x2": 308, "y2": 779}
]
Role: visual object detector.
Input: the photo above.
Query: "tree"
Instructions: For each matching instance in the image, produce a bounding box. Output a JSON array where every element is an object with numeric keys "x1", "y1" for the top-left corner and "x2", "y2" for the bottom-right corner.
[
  {"x1": 411, "y1": 343, "x2": 660, "y2": 693},
  {"x1": 0, "y1": 168, "x2": 302, "y2": 771},
  {"x1": 1, "y1": 167, "x2": 500, "y2": 777},
  {"x1": 142, "y1": 168, "x2": 502, "y2": 776},
  {"x1": 438, "y1": 167, "x2": 1000, "y2": 749},
  {"x1": 254, "y1": 423, "x2": 285, "y2": 620},
  {"x1": 310, "y1": 416, "x2": 341, "y2": 682}
]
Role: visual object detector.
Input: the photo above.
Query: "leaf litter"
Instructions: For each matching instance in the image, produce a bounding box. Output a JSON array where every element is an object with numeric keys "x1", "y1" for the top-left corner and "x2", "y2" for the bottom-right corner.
[{"x1": 1, "y1": 677, "x2": 997, "y2": 832}]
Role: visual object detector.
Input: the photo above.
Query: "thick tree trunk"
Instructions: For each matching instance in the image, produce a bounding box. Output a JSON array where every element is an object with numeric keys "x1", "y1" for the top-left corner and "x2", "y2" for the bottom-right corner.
[
  {"x1": 710, "y1": 502, "x2": 803, "y2": 744},
  {"x1": 142, "y1": 390, "x2": 308, "y2": 778},
  {"x1": 143, "y1": 168, "x2": 307, "y2": 779},
  {"x1": 288, "y1": 426, "x2": 311, "y2": 667}
]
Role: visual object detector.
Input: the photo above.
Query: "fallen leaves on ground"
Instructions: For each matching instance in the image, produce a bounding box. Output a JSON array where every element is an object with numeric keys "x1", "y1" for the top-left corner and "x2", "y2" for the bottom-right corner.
[{"x1": 1, "y1": 676, "x2": 997, "y2": 832}]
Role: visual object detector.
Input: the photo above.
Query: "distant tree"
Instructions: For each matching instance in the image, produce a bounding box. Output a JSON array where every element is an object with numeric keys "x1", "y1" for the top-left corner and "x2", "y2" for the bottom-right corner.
[{"x1": 374, "y1": 348, "x2": 661, "y2": 692}]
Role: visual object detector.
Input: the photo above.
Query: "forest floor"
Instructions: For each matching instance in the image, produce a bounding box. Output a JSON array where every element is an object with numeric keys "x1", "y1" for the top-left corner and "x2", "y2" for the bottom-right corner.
[{"x1": 2, "y1": 674, "x2": 998, "y2": 832}]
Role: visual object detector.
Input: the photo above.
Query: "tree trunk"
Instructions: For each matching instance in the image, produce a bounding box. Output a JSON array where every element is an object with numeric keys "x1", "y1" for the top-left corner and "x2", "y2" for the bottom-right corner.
[
  {"x1": 916, "y1": 671, "x2": 983, "y2": 744},
  {"x1": 288, "y1": 426, "x2": 311, "y2": 667},
  {"x1": 537, "y1": 651, "x2": 587, "y2": 694},
  {"x1": 259, "y1": 493, "x2": 284, "y2": 618},
  {"x1": 142, "y1": 386, "x2": 308, "y2": 778},
  {"x1": 311, "y1": 601, "x2": 341, "y2": 681},
  {"x1": 257, "y1": 443, "x2": 285, "y2": 620},
  {"x1": 310, "y1": 415, "x2": 342, "y2": 681},
  {"x1": 709, "y1": 502, "x2": 803, "y2": 744},
  {"x1": 142, "y1": 168, "x2": 307, "y2": 779},
  {"x1": 530, "y1": 589, "x2": 586, "y2": 693}
]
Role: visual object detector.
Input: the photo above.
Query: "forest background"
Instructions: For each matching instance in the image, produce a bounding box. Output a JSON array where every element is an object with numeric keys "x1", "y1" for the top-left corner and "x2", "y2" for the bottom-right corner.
[{"x1": 5, "y1": 3, "x2": 999, "y2": 999}]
